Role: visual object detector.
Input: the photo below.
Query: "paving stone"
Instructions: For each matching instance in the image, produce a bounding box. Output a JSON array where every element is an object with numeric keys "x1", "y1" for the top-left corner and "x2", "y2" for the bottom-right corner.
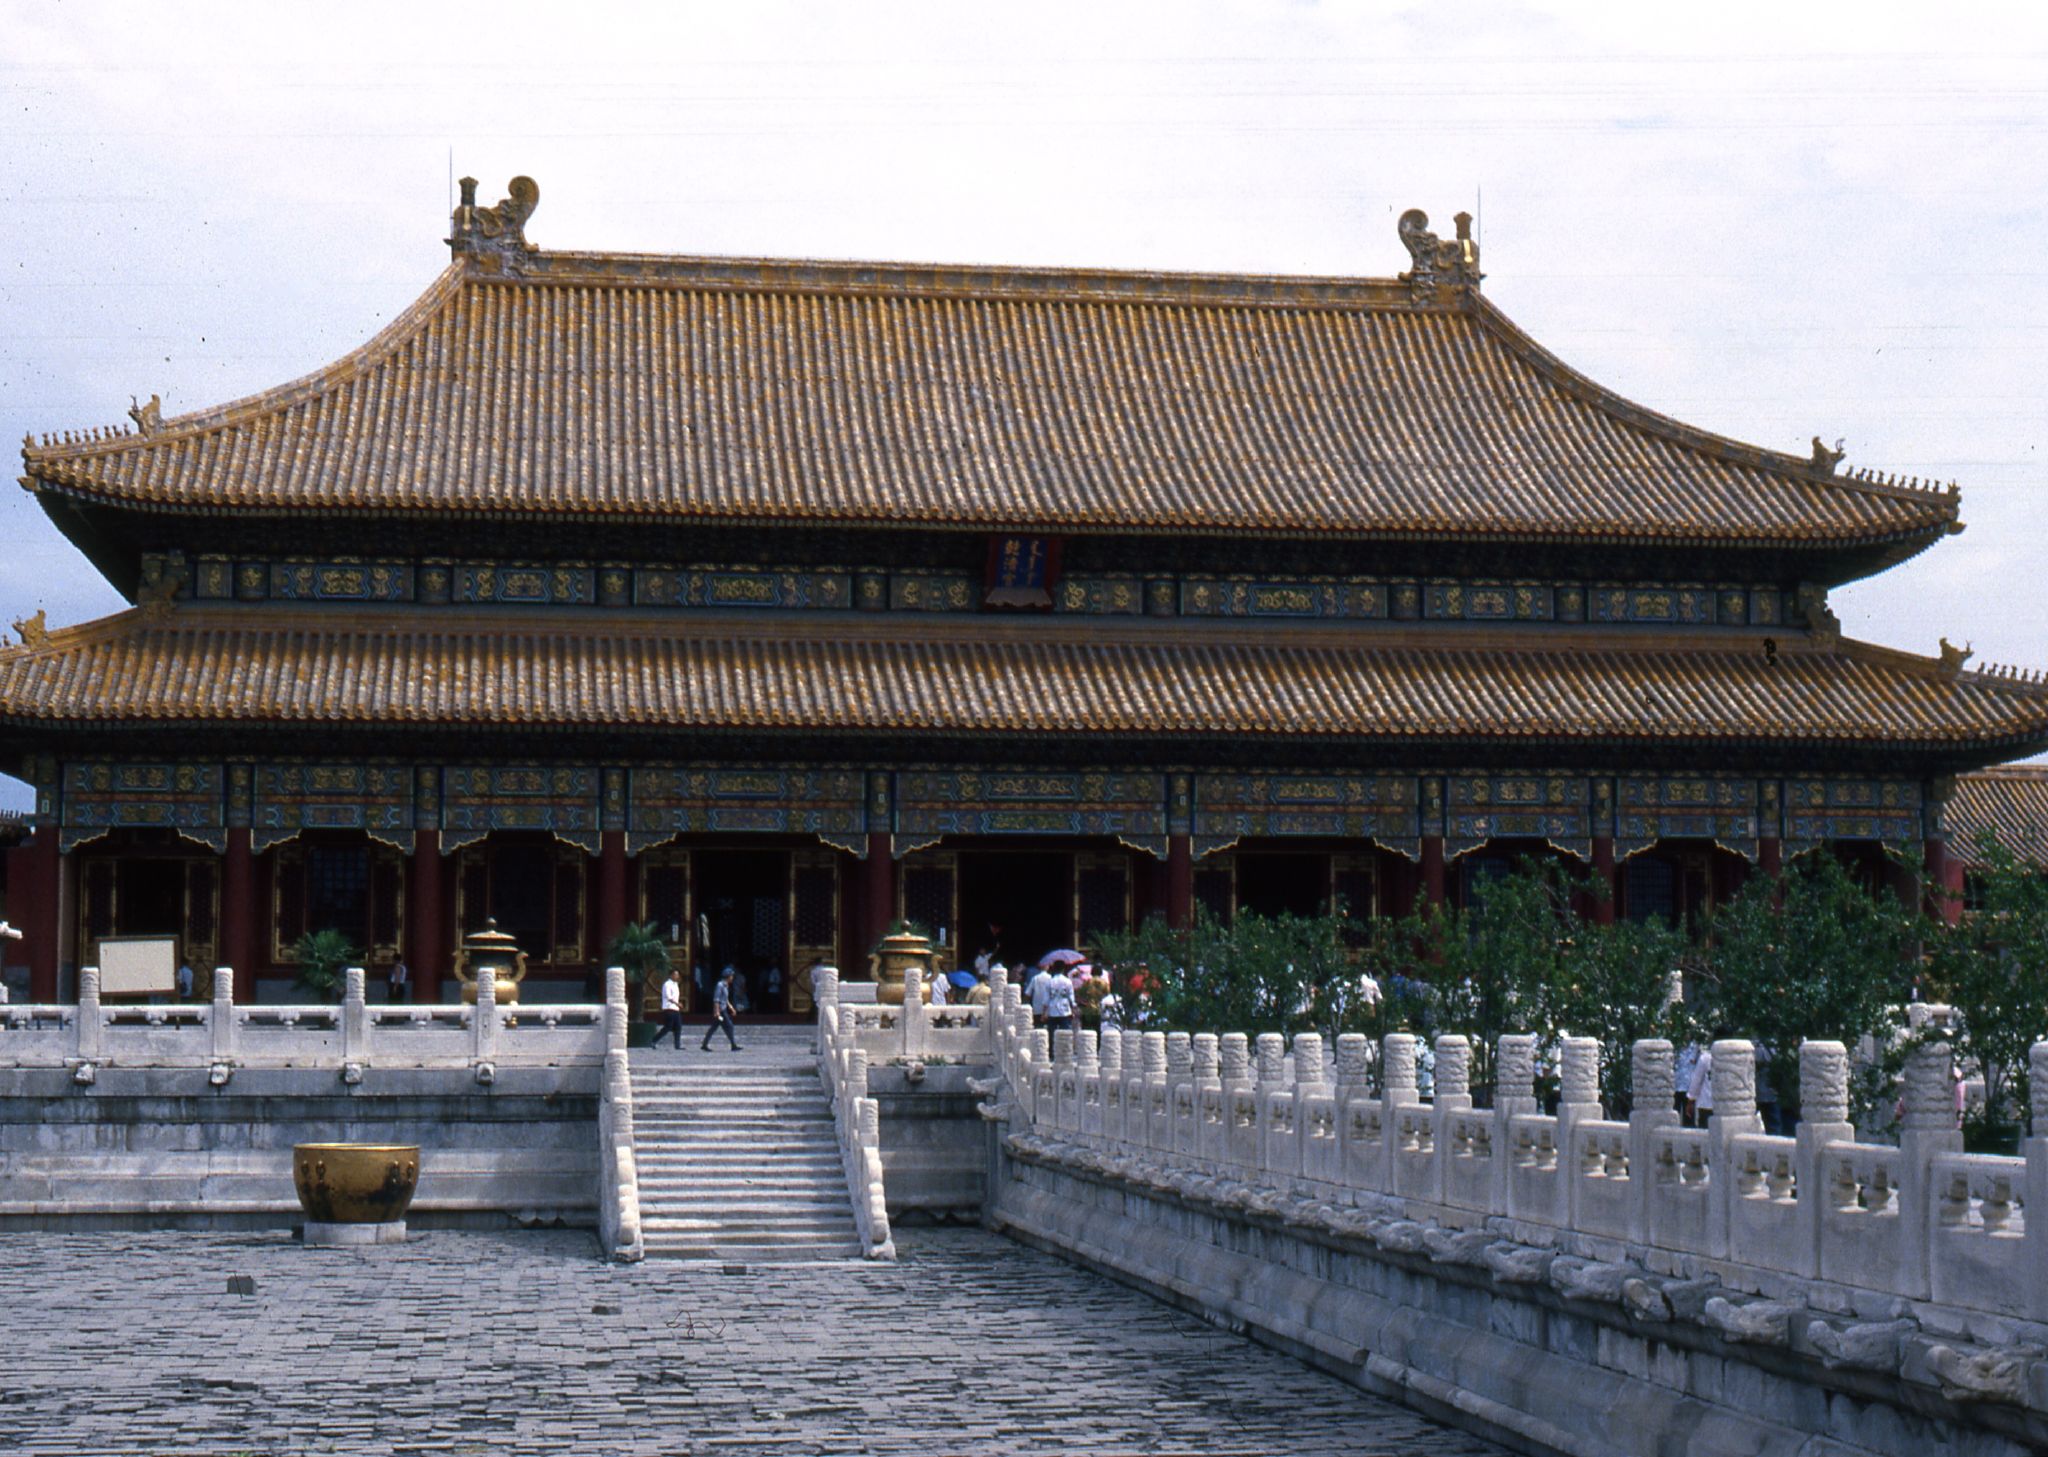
[{"x1": 2, "y1": 1225, "x2": 1503, "y2": 1454}]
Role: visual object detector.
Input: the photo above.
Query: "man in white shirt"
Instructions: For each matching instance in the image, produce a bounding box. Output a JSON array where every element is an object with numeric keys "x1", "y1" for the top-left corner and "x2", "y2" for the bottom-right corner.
[
  {"x1": 1042, "y1": 967, "x2": 1076, "y2": 1032},
  {"x1": 651, "y1": 969, "x2": 685, "y2": 1051},
  {"x1": 1025, "y1": 965, "x2": 1053, "y2": 1027}
]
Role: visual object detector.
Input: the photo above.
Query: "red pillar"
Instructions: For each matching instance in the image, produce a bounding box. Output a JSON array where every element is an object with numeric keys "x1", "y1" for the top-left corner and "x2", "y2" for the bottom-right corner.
[
  {"x1": 409, "y1": 830, "x2": 445, "y2": 1004},
  {"x1": 1166, "y1": 833, "x2": 1193, "y2": 930},
  {"x1": 862, "y1": 833, "x2": 895, "y2": 976},
  {"x1": 1590, "y1": 836, "x2": 1618, "y2": 925},
  {"x1": 16, "y1": 828, "x2": 58, "y2": 1002},
  {"x1": 1421, "y1": 835, "x2": 1446, "y2": 911},
  {"x1": 596, "y1": 830, "x2": 629, "y2": 958},
  {"x1": 1917, "y1": 837, "x2": 1964, "y2": 925},
  {"x1": 222, "y1": 827, "x2": 254, "y2": 1002},
  {"x1": 1759, "y1": 837, "x2": 1783, "y2": 880}
]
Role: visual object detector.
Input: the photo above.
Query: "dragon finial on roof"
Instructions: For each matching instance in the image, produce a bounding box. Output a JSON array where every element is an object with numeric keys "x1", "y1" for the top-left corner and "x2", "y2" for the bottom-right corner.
[
  {"x1": 128, "y1": 393, "x2": 162, "y2": 435},
  {"x1": 1939, "y1": 638, "x2": 1974, "y2": 676},
  {"x1": 1397, "y1": 208, "x2": 1482, "y2": 304},
  {"x1": 1809, "y1": 436, "x2": 1845, "y2": 475},
  {"x1": 450, "y1": 174, "x2": 540, "y2": 271},
  {"x1": 10, "y1": 610, "x2": 46, "y2": 649}
]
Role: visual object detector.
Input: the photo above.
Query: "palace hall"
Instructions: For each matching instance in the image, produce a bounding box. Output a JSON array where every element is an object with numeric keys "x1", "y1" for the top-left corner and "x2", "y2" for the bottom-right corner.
[{"x1": 4, "y1": 178, "x2": 2045, "y2": 1011}]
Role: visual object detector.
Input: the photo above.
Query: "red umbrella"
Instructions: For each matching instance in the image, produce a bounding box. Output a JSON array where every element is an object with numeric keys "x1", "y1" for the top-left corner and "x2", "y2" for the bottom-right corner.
[{"x1": 1037, "y1": 949, "x2": 1085, "y2": 969}]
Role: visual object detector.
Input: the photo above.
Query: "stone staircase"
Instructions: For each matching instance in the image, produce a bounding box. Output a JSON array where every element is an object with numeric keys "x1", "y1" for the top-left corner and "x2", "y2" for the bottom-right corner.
[{"x1": 626, "y1": 1027, "x2": 864, "y2": 1262}]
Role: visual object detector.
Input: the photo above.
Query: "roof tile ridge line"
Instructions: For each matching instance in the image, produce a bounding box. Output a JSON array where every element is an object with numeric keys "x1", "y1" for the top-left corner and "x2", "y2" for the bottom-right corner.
[
  {"x1": 0, "y1": 605, "x2": 149, "y2": 659},
  {"x1": 23, "y1": 264, "x2": 472, "y2": 469},
  {"x1": 1958, "y1": 763, "x2": 2048, "y2": 779},
  {"x1": 1463, "y1": 291, "x2": 1959, "y2": 524},
  {"x1": 508, "y1": 248, "x2": 1424, "y2": 312},
  {"x1": 1832, "y1": 633, "x2": 2048, "y2": 693}
]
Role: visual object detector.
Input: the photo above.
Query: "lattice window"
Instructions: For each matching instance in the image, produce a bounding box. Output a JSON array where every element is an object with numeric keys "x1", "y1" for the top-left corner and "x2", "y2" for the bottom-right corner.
[
  {"x1": 306, "y1": 843, "x2": 369, "y2": 940},
  {"x1": 901, "y1": 856, "x2": 957, "y2": 949},
  {"x1": 1623, "y1": 857, "x2": 1678, "y2": 926}
]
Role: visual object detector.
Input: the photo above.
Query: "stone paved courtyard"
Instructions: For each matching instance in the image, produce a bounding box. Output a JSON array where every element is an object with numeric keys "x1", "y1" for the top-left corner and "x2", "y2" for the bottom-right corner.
[{"x1": 4, "y1": 1225, "x2": 1505, "y2": 1456}]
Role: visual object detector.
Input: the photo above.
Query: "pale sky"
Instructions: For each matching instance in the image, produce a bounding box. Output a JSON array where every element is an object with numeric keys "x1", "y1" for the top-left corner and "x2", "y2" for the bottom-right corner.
[{"x1": 2, "y1": 2, "x2": 2045, "y2": 810}]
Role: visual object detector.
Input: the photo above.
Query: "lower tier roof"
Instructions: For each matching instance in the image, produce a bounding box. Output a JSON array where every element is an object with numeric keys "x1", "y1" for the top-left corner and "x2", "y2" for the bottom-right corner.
[{"x1": 2, "y1": 607, "x2": 2044, "y2": 761}]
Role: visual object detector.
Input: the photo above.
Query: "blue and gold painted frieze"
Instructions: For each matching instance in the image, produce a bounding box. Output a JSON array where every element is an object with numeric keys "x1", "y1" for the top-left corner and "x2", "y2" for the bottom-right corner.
[
  {"x1": 1447, "y1": 773, "x2": 1591, "y2": 860},
  {"x1": 175, "y1": 552, "x2": 1799, "y2": 628},
  {"x1": 442, "y1": 766, "x2": 601, "y2": 854},
  {"x1": 1192, "y1": 773, "x2": 1418, "y2": 859},
  {"x1": 1782, "y1": 777, "x2": 1922, "y2": 854},
  {"x1": 252, "y1": 764, "x2": 414, "y2": 853},
  {"x1": 627, "y1": 767, "x2": 866, "y2": 857},
  {"x1": 60, "y1": 761, "x2": 225, "y2": 853},
  {"x1": 1616, "y1": 775, "x2": 1760, "y2": 861},
  {"x1": 895, "y1": 771, "x2": 1169, "y2": 858}
]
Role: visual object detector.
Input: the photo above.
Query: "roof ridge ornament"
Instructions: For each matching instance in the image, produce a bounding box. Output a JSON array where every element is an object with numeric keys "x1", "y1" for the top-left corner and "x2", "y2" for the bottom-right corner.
[
  {"x1": 1809, "y1": 435, "x2": 1844, "y2": 476},
  {"x1": 450, "y1": 175, "x2": 540, "y2": 272},
  {"x1": 1397, "y1": 208, "x2": 1481, "y2": 304},
  {"x1": 1939, "y1": 637, "x2": 1975, "y2": 678}
]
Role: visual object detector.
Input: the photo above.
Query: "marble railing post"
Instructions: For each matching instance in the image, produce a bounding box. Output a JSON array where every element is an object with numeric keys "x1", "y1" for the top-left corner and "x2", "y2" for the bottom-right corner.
[
  {"x1": 1792, "y1": 1040, "x2": 1852, "y2": 1277},
  {"x1": 1142, "y1": 1032, "x2": 1170, "y2": 1148},
  {"x1": 604, "y1": 967, "x2": 629, "y2": 1054},
  {"x1": 75, "y1": 966, "x2": 102, "y2": 1065},
  {"x1": 812, "y1": 966, "x2": 839, "y2": 1055},
  {"x1": 1706, "y1": 1039, "x2": 1759, "y2": 1257},
  {"x1": 1294, "y1": 1034, "x2": 1330, "y2": 1092},
  {"x1": 473, "y1": 960, "x2": 498, "y2": 1074},
  {"x1": 1052, "y1": 1028, "x2": 1075, "y2": 1065},
  {"x1": 1557, "y1": 1037, "x2": 1604, "y2": 1225},
  {"x1": 1192, "y1": 1034, "x2": 1220, "y2": 1088},
  {"x1": 2029, "y1": 1042, "x2": 2048, "y2": 1321},
  {"x1": 1432, "y1": 1036, "x2": 1470, "y2": 1111},
  {"x1": 599, "y1": 964, "x2": 642, "y2": 1261},
  {"x1": 1333, "y1": 1033, "x2": 1370, "y2": 1103},
  {"x1": 1100, "y1": 1024, "x2": 1124, "y2": 1076},
  {"x1": 1494, "y1": 1034, "x2": 1538, "y2": 1209},
  {"x1": 1220, "y1": 1034, "x2": 1251, "y2": 1089},
  {"x1": 1383, "y1": 1034, "x2": 1420, "y2": 1192},
  {"x1": 342, "y1": 967, "x2": 369, "y2": 1069},
  {"x1": 1255, "y1": 1033, "x2": 1288, "y2": 1089},
  {"x1": 1630, "y1": 1039, "x2": 1678, "y2": 1240},
  {"x1": 210, "y1": 965, "x2": 238, "y2": 1065},
  {"x1": 1899, "y1": 1031, "x2": 1962, "y2": 1299},
  {"x1": 902, "y1": 970, "x2": 926, "y2": 1059}
]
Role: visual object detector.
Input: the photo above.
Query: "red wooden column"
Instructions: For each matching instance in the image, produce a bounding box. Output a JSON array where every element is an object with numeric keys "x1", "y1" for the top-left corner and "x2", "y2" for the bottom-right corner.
[
  {"x1": 18, "y1": 827, "x2": 59, "y2": 1003},
  {"x1": 1923, "y1": 837, "x2": 1964, "y2": 925},
  {"x1": 1166, "y1": 833, "x2": 1193, "y2": 930},
  {"x1": 596, "y1": 829, "x2": 629, "y2": 957},
  {"x1": 409, "y1": 830, "x2": 445, "y2": 1003},
  {"x1": 222, "y1": 827, "x2": 255, "y2": 1002},
  {"x1": 1421, "y1": 835, "x2": 1446, "y2": 910},
  {"x1": 862, "y1": 833, "x2": 895, "y2": 965},
  {"x1": 1590, "y1": 836, "x2": 1618, "y2": 925},
  {"x1": 1758, "y1": 837, "x2": 1783, "y2": 880}
]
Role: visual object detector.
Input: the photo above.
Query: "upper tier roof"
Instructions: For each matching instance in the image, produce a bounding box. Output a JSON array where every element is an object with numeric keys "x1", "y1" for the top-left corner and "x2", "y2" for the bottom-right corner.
[
  {"x1": 19, "y1": 184, "x2": 1959, "y2": 559},
  {"x1": 1949, "y1": 766, "x2": 2048, "y2": 866}
]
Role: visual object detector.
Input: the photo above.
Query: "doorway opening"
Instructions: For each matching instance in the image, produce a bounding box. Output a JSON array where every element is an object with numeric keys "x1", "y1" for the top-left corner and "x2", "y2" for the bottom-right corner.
[
  {"x1": 694, "y1": 850, "x2": 790, "y2": 1014},
  {"x1": 1235, "y1": 852, "x2": 1328, "y2": 921},
  {"x1": 957, "y1": 851, "x2": 1071, "y2": 971}
]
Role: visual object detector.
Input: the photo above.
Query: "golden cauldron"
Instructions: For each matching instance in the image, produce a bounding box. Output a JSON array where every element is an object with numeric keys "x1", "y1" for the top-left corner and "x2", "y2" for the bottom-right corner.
[
  {"x1": 869, "y1": 928, "x2": 940, "y2": 1006},
  {"x1": 455, "y1": 917, "x2": 528, "y2": 1006},
  {"x1": 293, "y1": 1143, "x2": 420, "y2": 1224}
]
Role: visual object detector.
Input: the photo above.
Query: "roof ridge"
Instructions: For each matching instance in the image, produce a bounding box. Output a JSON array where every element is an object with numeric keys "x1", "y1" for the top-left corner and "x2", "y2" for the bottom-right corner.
[
  {"x1": 22, "y1": 265, "x2": 471, "y2": 468},
  {"x1": 1464, "y1": 291, "x2": 1963, "y2": 531}
]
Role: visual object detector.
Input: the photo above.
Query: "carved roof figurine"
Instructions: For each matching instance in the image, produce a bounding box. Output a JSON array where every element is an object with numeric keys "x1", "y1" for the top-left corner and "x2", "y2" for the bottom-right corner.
[
  {"x1": 449, "y1": 175, "x2": 539, "y2": 270},
  {"x1": 1940, "y1": 637, "x2": 1974, "y2": 676},
  {"x1": 1796, "y1": 583, "x2": 1842, "y2": 645},
  {"x1": 1397, "y1": 208, "x2": 1481, "y2": 303},
  {"x1": 8, "y1": 610, "x2": 45, "y2": 650},
  {"x1": 1810, "y1": 436, "x2": 1845, "y2": 476},
  {"x1": 127, "y1": 393, "x2": 162, "y2": 436}
]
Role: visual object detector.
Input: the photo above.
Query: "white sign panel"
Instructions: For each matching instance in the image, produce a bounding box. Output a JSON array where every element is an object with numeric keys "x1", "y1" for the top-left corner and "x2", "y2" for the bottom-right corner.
[{"x1": 96, "y1": 936, "x2": 178, "y2": 998}]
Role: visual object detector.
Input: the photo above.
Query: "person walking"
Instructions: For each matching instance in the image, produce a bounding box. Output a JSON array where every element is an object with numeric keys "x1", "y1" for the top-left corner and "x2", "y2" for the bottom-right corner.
[
  {"x1": 702, "y1": 966, "x2": 742, "y2": 1051},
  {"x1": 651, "y1": 969, "x2": 685, "y2": 1051},
  {"x1": 387, "y1": 959, "x2": 411, "y2": 1005},
  {"x1": 1042, "y1": 963, "x2": 1076, "y2": 1033}
]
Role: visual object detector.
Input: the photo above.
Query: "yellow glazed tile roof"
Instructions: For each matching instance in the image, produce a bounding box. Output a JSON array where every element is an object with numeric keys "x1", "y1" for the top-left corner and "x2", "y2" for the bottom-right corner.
[
  {"x1": 21, "y1": 247, "x2": 1959, "y2": 548},
  {"x1": 2, "y1": 607, "x2": 2042, "y2": 750},
  {"x1": 1949, "y1": 766, "x2": 2048, "y2": 866}
]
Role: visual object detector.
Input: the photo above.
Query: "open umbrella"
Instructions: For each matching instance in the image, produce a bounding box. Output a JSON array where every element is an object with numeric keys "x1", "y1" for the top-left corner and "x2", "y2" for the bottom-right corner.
[
  {"x1": 947, "y1": 969, "x2": 979, "y2": 991},
  {"x1": 1037, "y1": 948, "x2": 1085, "y2": 968}
]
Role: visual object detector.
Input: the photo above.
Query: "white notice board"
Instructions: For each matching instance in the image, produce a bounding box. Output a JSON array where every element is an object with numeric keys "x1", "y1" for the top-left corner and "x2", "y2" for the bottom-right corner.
[{"x1": 96, "y1": 936, "x2": 178, "y2": 998}]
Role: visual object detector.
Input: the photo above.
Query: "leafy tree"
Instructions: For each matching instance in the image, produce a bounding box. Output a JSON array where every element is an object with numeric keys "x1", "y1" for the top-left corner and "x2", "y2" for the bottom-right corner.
[
  {"x1": 291, "y1": 928, "x2": 361, "y2": 1000},
  {"x1": 1921, "y1": 833, "x2": 2048, "y2": 1146},
  {"x1": 1694, "y1": 851, "x2": 1915, "y2": 1120}
]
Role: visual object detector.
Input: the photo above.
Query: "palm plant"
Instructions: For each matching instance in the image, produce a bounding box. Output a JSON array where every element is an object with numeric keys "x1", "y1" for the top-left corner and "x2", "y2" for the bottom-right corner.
[
  {"x1": 606, "y1": 920, "x2": 673, "y2": 989},
  {"x1": 292, "y1": 928, "x2": 361, "y2": 1000}
]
